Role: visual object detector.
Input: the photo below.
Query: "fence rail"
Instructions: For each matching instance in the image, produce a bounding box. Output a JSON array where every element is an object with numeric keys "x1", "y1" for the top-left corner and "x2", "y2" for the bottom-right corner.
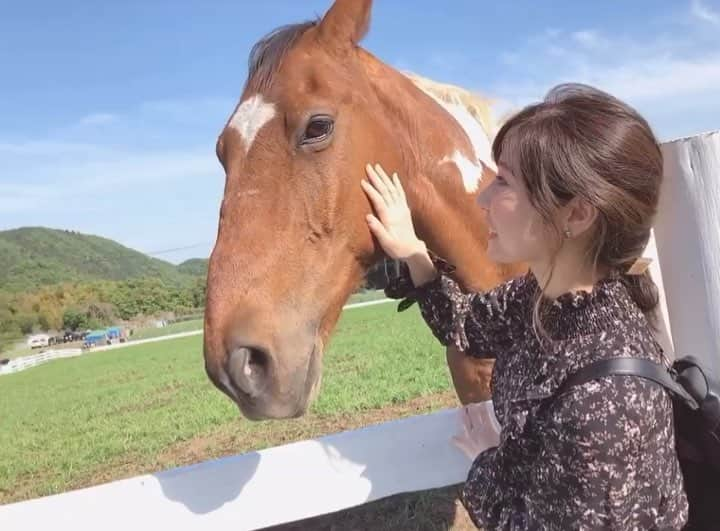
[{"x1": 0, "y1": 348, "x2": 82, "y2": 375}]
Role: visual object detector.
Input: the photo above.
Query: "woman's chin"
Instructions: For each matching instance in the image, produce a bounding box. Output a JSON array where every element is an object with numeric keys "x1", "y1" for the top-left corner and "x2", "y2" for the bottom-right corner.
[
  {"x1": 486, "y1": 238, "x2": 503, "y2": 261},
  {"x1": 486, "y1": 239, "x2": 513, "y2": 264}
]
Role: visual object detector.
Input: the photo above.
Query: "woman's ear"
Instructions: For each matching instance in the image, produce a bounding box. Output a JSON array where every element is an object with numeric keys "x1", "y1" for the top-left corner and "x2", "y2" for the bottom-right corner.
[{"x1": 563, "y1": 197, "x2": 598, "y2": 238}]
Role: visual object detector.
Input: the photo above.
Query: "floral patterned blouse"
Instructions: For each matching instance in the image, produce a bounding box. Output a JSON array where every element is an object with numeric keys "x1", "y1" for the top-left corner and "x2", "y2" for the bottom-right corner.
[{"x1": 388, "y1": 262, "x2": 688, "y2": 530}]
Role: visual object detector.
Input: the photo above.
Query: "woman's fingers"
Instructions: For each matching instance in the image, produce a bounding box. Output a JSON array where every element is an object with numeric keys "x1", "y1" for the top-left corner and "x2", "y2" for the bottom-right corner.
[
  {"x1": 458, "y1": 406, "x2": 472, "y2": 435},
  {"x1": 360, "y1": 179, "x2": 389, "y2": 220},
  {"x1": 365, "y1": 213, "x2": 393, "y2": 248},
  {"x1": 463, "y1": 402, "x2": 501, "y2": 449},
  {"x1": 365, "y1": 163, "x2": 393, "y2": 204},
  {"x1": 392, "y1": 172, "x2": 407, "y2": 201},
  {"x1": 373, "y1": 163, "x2": 399, "y2": 201},
  {"x1": 451, "y1": 435, "x2": 478, "y2": 460},
  {"x1": 452, "y1": 409, "x2": 480, "y2": 459}
]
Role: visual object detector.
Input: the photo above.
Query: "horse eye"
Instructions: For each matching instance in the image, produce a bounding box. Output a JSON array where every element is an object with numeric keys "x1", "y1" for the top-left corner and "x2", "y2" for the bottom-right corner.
[{"x1": 300, "y1": 117, "x2": 334, "y2": 145}]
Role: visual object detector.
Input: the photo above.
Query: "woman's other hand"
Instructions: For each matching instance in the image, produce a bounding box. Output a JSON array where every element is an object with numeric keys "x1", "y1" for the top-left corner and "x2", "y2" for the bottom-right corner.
[{"x1": 452, "y1": 401, "x2": 501, "y2": 459}]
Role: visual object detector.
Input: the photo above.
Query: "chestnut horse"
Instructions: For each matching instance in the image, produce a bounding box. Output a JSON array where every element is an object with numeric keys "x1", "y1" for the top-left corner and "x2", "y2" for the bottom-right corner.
[{"x1": 204, "y1": 0, "x2": 526, "y2": 420}]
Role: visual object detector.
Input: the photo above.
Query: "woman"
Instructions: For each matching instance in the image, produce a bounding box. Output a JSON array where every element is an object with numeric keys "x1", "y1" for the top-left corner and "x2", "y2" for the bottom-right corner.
[{"x1": 361, "y1": 83, "x2": 687, "y2": 529}]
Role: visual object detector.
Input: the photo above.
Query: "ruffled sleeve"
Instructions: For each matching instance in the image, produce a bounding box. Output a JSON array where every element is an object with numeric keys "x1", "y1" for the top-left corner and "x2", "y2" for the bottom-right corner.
[{"x1": 384, "y1": 255, "x2": 530, "y2": 358}]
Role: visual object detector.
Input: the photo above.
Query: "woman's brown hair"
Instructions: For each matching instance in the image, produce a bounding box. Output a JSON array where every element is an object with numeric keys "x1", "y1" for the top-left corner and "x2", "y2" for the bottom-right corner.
[{"x1": 492, "y1": 83, "x2": 663, "y2": 337}]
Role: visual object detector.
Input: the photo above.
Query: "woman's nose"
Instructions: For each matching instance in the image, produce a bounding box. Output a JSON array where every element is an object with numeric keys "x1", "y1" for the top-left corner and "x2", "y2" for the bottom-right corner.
[
  {"x1": 475, "y1": 161, "x2": 492, "y2": 210},
  {"x1": 476, "y1": 186, "x2": 492, "y2": 210}
]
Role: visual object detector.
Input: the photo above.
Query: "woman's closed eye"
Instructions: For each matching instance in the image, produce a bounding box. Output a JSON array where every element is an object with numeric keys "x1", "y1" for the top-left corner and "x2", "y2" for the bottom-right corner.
[{"x1": 495, "y1": 174, "x2": 509, "y2": 186}]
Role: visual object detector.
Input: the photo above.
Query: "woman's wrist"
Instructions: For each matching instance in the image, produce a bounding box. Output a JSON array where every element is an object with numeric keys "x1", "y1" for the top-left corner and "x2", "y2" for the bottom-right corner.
[{"x1": 404, "y1": 242, "x2": 438, "y2": 287}]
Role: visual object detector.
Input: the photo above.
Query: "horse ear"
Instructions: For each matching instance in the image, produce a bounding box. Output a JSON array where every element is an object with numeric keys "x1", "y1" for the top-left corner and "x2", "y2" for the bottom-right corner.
[{"x1": 318, "y1": 0, "x2": 372, "y2": 49}]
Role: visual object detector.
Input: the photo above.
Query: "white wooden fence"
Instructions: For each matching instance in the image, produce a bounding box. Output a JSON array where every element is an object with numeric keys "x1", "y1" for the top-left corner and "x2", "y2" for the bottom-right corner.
[
  {"x1": 0, "y1": 348, "x2": 83, "y2": 375},
  {"x1": 656, "y1": 131, "x2": 720, "y2": 377},
  {"x1": 1, "y1": 131, "x2": 718, "y2": 530}
]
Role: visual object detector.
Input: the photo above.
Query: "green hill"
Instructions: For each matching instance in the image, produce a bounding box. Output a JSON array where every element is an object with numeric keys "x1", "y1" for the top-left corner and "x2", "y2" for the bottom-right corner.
[
  {"x1": 176, "y1": 258, "x2": 209, "y2": 276},
  {"x1": 0, "y1": 227, "x2": 206, "y2": 292}
]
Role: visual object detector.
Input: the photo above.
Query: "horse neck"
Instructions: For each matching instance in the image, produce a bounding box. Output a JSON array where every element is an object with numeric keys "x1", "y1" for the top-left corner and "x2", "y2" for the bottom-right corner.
[{"x1": 360, "y1": 51, "x2": 523, "y2": 290}]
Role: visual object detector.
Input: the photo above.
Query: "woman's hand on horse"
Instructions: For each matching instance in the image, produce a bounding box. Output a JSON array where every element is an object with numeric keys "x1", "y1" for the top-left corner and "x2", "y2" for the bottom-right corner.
[{"x1": 361, "y1": 163, "x2": 427, "y2": 261}]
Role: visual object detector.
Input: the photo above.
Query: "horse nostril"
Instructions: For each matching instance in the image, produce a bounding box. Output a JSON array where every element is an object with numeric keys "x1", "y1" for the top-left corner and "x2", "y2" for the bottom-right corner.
[{"x1": 226, "y1": 346, "x2": 270, "y2": 397}]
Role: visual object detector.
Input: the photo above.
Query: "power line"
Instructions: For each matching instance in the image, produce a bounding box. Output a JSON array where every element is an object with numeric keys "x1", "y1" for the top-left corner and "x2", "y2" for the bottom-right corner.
[{"x1": 145, "y1": 242, "x2": 214, "y2": 256}]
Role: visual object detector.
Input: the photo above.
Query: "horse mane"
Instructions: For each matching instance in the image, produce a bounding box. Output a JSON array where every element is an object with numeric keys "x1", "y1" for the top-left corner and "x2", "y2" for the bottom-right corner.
[
  {"x1": 402, "y1": 72, "x2": 501, "y2": 140},
  {"x1": 244, "y1": 21, "x2": 507, "y2": 145},
  {"x1": 246, "y1": 20, "x2": 318, "y2": 92}
]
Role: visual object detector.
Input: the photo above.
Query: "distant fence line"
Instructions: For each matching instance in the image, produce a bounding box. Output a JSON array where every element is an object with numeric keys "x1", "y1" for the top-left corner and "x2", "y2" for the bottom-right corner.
[
  {"x1": 0, "y1": 348, "x2": 82, "y2": 375},
  {"x1": 0, "y1": 298, "x2": 393, "y2": 377}
]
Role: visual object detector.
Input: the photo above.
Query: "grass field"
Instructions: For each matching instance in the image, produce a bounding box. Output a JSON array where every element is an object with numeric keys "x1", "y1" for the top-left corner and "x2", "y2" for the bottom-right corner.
[{"x1": 0, "y1": 302, "x2": 459, "y2": 508}]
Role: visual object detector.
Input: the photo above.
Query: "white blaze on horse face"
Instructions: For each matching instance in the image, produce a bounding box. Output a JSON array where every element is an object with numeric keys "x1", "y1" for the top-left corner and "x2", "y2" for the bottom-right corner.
[
  {"x1": 229, "y1": 94, "x2": 276, "y2": 153},
  {"x1": 441, "y1": 151, "x2": 484, "y2": 194}
]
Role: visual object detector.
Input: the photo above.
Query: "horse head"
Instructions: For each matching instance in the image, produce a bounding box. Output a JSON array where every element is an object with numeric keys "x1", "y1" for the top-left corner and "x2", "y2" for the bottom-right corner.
[{"x1": 204, "y1": 0, "x2": 523, "y2": 419}]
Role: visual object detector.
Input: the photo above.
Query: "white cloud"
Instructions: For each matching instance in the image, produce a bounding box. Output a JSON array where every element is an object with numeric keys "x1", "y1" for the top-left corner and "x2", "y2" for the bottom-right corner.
[
  {"x1": 485, "y1": 7, "x2": 720, "y2": 140},
  {"x1": 691, "y1": 0, "x2": 720, "y2": 25},
  {"x1": 78, "y1": 113, "x2": 117, "y2": 126},
  {"x1": 571, "y1": 30, "x2": 609, "y2": 51},
  {"x1": 426, "y1": 50, "x2": 470, "y2": 73},
  {"x1": 594, "y1": 55, "x2": 720, "y2": 101},
  {"x1": 0, "y1": 182, "x2": 55, "y2": 213},
  {"x1": 0, "y1": 96, "x2": 230, "y2": 223},
  {"x1": 499, "y1": 51, "x2": 520, "y2": 66},
  {"x1": 139, "y1": 97, "x2": 233, "y2": 120},
  {"x1": 0, "y1": 140, "x2": 103, "y2": 156},
  {"x1": 1, "y1": 145, "x2": 218, "y2": 214}
]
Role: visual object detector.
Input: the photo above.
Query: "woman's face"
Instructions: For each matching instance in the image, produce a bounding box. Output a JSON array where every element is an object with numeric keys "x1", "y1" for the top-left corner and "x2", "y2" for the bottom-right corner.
[{"x1": 477, "y1": 146, "x2": 559, "y2": 266}]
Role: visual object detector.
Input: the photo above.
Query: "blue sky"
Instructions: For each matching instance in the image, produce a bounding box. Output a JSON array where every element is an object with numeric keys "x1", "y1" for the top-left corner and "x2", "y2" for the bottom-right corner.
[{"x1": 2, "y1": 0, "x2": 719, "y2": 263}]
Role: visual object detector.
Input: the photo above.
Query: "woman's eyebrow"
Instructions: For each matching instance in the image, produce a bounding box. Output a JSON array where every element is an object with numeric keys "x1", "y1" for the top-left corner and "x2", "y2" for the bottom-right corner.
[{"x1": 496, "y1": 163, "x2": 514, "y2": 179}]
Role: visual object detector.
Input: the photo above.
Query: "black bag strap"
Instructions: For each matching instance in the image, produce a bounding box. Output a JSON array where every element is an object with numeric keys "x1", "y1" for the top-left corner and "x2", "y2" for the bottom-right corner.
[{"x1": 558, "y1": 357, "x2": 700, "y2": 410}]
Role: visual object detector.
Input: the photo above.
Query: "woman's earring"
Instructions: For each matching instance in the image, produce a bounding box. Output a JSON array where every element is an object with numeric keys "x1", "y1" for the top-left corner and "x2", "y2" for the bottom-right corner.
[{"x1": 563, "y1": 228, "x2": 572, "y2": 239}]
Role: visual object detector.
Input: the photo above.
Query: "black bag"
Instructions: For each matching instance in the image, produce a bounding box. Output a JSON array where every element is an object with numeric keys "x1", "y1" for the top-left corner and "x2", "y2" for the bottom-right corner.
[{"x1": 558, "y1": 356, "x2": 720, "y2": 531}]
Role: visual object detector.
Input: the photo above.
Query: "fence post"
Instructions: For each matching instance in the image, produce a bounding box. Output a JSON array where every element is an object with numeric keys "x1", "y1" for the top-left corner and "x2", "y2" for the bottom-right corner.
[{"x1": 655, "y1": 131, "x2": 720, "y2": 377}]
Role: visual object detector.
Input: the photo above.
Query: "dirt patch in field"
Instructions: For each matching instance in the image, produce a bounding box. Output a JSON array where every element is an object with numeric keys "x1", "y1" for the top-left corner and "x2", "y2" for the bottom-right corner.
[{"x1": 154, "y1": 391, "x2": 460, "y2": 469}]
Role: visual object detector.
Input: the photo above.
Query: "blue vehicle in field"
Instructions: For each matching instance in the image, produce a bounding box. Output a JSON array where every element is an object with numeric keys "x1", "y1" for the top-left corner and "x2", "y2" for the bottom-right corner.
[{"x1": 83, "y1": 330, "x2": 108, "y2": 348}]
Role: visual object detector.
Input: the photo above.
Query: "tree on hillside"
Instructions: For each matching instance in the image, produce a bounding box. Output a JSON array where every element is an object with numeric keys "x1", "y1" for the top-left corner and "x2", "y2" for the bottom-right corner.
[
  {"x1": 86, "y1": 302, "x2": 115, "y2": 328},
  {"x1": 37, "y1": 313, "x2": 51, "y2": 331},
  {"x1": 191, "y1": 277, "x2": 207, "y2": 308},
  {"x1": 16, "y1": 313, "x2": 37, "y2": 335},
  {"x1": 62, "y1": 308, "x2": 88, "y2": 331}
]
